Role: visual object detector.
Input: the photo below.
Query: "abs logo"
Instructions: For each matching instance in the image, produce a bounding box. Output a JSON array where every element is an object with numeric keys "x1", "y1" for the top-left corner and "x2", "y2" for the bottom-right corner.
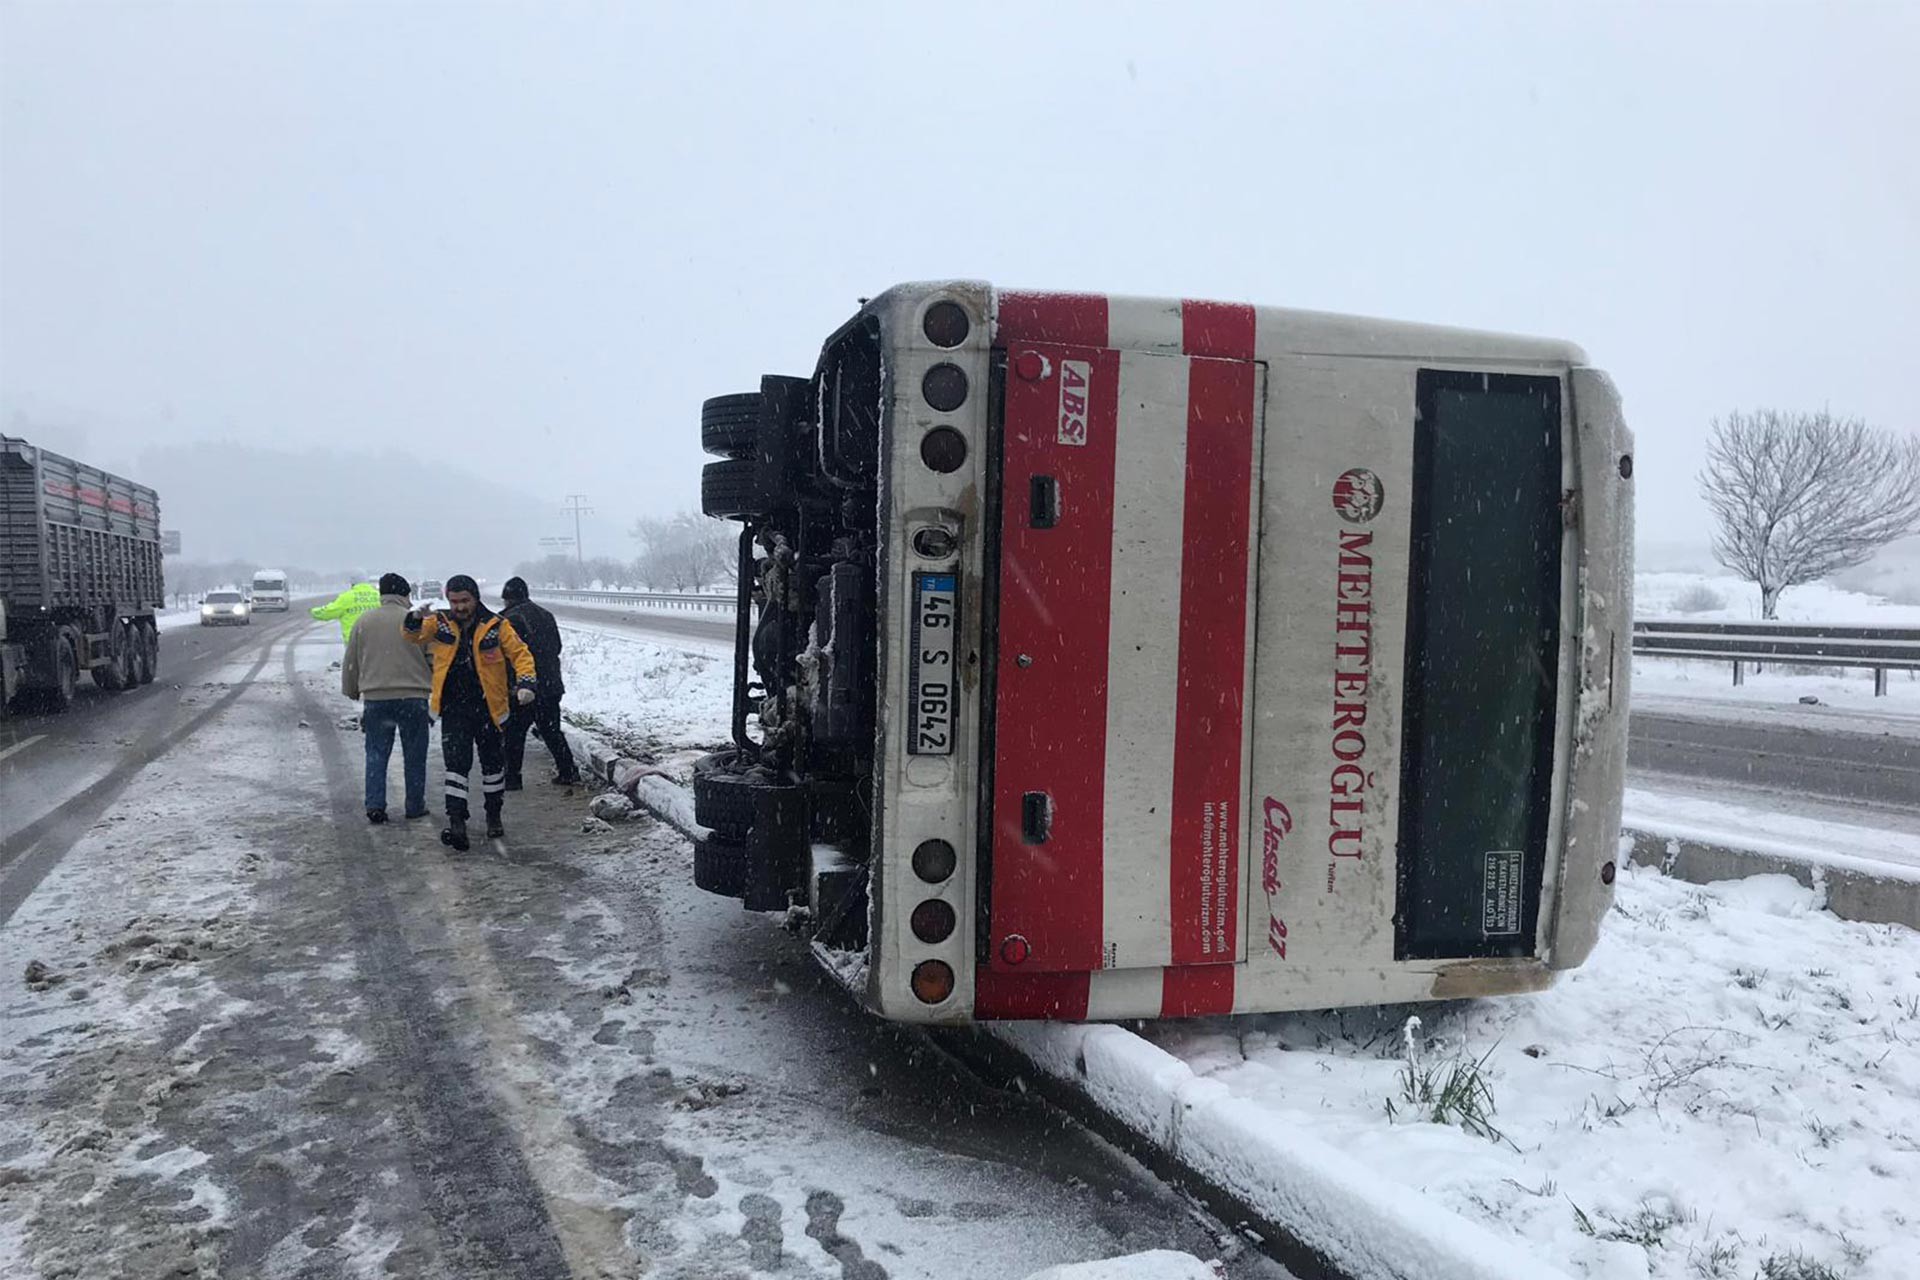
[
  {"x1": 1332, "y1": 468, "x2": 1384, "y2": 524},
  {"x1": 1057, "y1": 360, "x2": 1092, "y2": 446}
]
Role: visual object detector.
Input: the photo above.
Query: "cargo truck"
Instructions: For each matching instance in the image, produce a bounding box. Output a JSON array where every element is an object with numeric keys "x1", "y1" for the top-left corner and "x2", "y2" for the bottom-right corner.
[{"x1": 0, "y1": 436, "x2": 165, "y2": 713}]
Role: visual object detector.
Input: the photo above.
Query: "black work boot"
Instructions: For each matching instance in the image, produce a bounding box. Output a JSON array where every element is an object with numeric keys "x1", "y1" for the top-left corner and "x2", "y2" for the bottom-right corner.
[
  {"x1": 367, "y1": 808, "x2": 388, "y2": 825},
  {"x1": 485, "y1": 804, "x2": 505, "y2": 841},
  {"x1": 440, "y1": 817, "x2": 470, "y2": 852}
]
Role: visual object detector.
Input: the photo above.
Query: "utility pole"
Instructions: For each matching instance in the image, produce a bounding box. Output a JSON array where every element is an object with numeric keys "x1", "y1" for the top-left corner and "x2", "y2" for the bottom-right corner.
[{"x1": 563, "y1": 494, "x2": 593, "y2": 569}]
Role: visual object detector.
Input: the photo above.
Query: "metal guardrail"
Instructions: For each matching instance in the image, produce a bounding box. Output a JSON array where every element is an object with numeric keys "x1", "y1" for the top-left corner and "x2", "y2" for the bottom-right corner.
[
  {"x1": 540, "y1": 587, "x2": 737, "y2": 615},
  {"x1": 1633, "y1": 618, "x2": 1920, "y2": 696}
]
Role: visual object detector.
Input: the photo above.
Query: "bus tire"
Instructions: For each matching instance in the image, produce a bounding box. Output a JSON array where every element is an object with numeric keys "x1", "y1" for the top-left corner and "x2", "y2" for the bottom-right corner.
[
  {"x1": 693, "y1": 834, "x2": 747, "y2": 899},
  {"x1": 701, "y1": 460, "x2": 763, "y2": 521},
  {"x1": 701, "y1": 393, "x2": 762, "y2": 459},
  {"x1": 692, "y1": 752, "x2": 756, "y2": 836}
]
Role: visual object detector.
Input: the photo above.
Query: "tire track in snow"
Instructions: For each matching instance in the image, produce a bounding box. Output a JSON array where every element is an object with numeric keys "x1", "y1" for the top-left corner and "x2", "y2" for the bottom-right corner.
[{"x1": 287, "y1": 642, "x2": 577, "y2": 1278}]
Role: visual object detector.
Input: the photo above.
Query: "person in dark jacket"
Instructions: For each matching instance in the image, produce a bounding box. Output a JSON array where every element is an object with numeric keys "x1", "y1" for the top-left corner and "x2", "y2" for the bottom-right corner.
[{"x1": 499, "y1": 577, "x2": 582, "y2": 788}]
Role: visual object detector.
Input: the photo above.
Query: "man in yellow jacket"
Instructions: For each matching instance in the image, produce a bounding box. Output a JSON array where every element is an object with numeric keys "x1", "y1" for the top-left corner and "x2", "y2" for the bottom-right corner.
[
  {"x1": 404, "y1": 574, "x2": 538, "y2": 850},
  {"x1": 311, "y1": 582, "x2": 381, "y2": 642}
]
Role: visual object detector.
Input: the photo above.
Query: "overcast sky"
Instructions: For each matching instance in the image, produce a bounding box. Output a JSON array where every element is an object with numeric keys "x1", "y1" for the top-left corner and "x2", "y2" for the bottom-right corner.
[{"x1": 3, "y1": 0, "x2": 1915, "y2": 565}]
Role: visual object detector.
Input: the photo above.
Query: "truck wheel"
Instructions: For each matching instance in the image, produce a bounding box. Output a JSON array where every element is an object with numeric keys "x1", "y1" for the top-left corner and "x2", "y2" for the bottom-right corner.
[
  {"x1": 692, "y1": 751, "x2": 756, "y2": 836},
  {"x1": 95, "y1": 624, "x2": 132, "y2": 691},
  {"x1": 701, "y1": 460, "x2": 764, "y2": 521},
  {"x1": 693, "y1": 834, "x2": 747, "y2": 899},
  {"x1": 138, "y1": 625, "x2": 158, "y2": 684},
  {"x1": 701, "y1": 393, "x2": 762, "y2": 459},
  {"x1": 48, "y1": 637, "x2": 78, "y2": 711}
]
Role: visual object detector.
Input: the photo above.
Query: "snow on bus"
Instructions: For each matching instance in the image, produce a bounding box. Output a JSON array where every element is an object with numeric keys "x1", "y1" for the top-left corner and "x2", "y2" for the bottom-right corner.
[{"x1": 690, "y1": 282, "x2": 1633, "y2": 1025}]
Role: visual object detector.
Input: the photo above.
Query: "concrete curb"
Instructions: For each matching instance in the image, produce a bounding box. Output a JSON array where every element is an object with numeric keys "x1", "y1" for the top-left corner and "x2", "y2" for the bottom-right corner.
[
  {"x1": 567, "y1": 730, "x2": 709, "y2": 843},
  {"x1": 1620, "y1": 824, "x2": 1920, "y2": 930}
]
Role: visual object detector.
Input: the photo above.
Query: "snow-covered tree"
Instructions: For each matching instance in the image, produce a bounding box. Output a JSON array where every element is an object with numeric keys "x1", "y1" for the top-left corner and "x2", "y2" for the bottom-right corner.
[{"x1": 1699, "y1": 410, "x2": 1920, "y2": 618}]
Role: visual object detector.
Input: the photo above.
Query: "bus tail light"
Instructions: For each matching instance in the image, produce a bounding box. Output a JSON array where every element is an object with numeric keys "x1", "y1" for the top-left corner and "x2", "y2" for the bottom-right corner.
[
  {"x1": 922, "y1": 300, "x2": 970, "y2": 348},
  {"x1": 910, "y1": 899, "x2": 956, "y2": 944},
  {"x1": 922, "y1": 363, "x2": 969, "y2": 412},
  {"x1": 911, "y1": 838, "x2": 956, "y2": 883},
  {"x1": 911, "y1": 961, "x2": 955, "y2": 1005}
]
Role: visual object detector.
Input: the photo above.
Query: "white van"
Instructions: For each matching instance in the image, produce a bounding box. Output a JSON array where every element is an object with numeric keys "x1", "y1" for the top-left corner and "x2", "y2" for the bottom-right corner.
[{"x1": 249, "y1": 570, "x2": 289, "y2": 612}]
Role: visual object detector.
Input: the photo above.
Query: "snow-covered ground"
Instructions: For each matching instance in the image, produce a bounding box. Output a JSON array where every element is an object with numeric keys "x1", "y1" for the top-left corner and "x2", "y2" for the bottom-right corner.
[
  {"x1": 1138, "y1": 864, "x2": 1920, "y2": 1280},
  {"x1": 556, "y1": 624, "x2": 732, "y2": 760},
  {"x1": 1635, "y1": 571, "x2": 1920, "y2": 627}
]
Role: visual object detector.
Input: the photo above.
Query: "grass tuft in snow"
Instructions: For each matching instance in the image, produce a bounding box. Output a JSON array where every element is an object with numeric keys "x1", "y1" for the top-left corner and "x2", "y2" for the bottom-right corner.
[
  {"x1": 1383, "y1": 1018, "x2": 1507, "y2": 1144},
  {"x1": 1756, "y1": 1249, "x2": 1848, "y2": 1280},
  {"x1": 1687, "y1": 1234, "x2": 1744, "y2": 1278},
  {"x1": 1570, "y1": 1196, "x2": 1695, "y2": 1250}
]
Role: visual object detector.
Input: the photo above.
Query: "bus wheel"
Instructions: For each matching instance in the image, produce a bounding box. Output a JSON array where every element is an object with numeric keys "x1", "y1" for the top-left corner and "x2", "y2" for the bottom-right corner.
[
  {"x1": 701, "y1": 460, "x2": 764, "y2": 521},
  {"x1": 701, "y1": 393, "x2": 762, "y2": 459},
  {"x1": 693, "y1": 834, "x2": 747, "y2": 899},
  {"x1": 693, "y1": 751, "x2": 756, "y2": 836}
]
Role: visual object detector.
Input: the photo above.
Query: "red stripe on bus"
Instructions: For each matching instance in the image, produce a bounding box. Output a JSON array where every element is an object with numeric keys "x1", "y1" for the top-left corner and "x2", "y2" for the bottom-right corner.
[
  {"x1": 1168, "y1": 357, "x2": 1257, "y2": 965},
  {"x1": 974, "y1": 969, "x2": 1092, "y2": 1021},
  {"x1": 989, "y1": 344, "x2": 1121, "y2": 973},
  {"x1": 997, "y1": 292, "x2": 1109, "y2": 348},
  {"x1": 1181, "y1": 300, "x2": 1256, "y2": 361},
  {"x1": 1161, "y1": 963, "x2": 1236, "y2": 1017}
]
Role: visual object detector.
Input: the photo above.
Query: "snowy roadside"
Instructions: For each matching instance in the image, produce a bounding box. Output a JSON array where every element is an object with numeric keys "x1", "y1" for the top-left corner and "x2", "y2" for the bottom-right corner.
[
  {"x1": 555, "y1": 624, "x2": 733, "y2": 763},
  {"x1": 999, "y1": 862, "x2": 1920, "y2": 1280}
]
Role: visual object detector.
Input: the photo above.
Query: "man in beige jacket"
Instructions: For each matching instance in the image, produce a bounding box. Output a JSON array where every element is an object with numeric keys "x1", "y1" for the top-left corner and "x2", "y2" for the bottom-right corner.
[{"x1": 343, "y1": 572, "x2": 435, "y2": 823}]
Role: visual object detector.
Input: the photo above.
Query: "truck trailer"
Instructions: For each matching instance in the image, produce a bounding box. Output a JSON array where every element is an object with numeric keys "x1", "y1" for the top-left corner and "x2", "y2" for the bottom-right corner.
[{"x1": 1, "y1": 436, "x2": 165, "y2": 713}]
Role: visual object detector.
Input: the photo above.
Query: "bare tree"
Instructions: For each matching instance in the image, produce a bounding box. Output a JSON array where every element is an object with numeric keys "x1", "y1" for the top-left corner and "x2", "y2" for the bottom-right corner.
[
  {"x1": 630, "y1": 512, "x2": 738, "y2": 592},
  {"x1": 1699, "y1": 410, "x2": 1920, "y2": 618}
]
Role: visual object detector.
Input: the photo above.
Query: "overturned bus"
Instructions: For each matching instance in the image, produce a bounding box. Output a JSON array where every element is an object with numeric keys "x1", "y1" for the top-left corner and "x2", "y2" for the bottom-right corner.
[{"x1": 692, "y1": 282, "x2": 1633, "y2": 1024}]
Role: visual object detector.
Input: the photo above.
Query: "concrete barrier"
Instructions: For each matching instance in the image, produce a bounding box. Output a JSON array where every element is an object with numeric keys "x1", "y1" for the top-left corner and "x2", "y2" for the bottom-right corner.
[{"x1": 1621, "y1": 826, "x2": 1920, "y2": 930}]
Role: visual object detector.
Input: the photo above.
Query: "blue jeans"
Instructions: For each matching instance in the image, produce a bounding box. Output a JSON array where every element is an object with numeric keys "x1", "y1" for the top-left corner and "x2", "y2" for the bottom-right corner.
[{"x1": 363, "y1": 698, "x2": 430, "y2": 814}]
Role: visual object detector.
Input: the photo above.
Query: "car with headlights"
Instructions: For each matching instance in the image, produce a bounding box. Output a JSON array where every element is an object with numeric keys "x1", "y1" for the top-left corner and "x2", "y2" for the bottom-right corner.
[{"x1": 200, "y1": 589, "x2": 251, "y2": 626}]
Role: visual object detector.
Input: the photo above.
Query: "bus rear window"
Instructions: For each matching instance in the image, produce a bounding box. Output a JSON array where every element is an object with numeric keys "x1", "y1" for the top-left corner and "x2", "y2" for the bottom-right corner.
[{"x1": 1396, "y1": 371, "x2": 1563, "y2": 961}]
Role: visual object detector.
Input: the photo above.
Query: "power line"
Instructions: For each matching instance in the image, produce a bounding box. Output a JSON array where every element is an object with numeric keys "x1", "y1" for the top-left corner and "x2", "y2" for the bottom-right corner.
[{"x1": 562, "y1": 494, "x2": 594, "y2": 568}]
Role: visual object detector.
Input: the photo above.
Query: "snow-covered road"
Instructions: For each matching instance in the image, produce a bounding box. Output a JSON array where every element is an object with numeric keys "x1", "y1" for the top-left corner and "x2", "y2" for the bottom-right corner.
[{"x1": 0, "y1": 620, "x2": 1285, "y2": 1278}]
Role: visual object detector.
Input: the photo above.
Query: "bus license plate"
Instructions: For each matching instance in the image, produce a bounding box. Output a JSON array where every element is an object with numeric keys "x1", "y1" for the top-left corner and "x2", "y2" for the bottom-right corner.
[{"x1": 909, "y1": 573, "x2": 958, "y2": 756}]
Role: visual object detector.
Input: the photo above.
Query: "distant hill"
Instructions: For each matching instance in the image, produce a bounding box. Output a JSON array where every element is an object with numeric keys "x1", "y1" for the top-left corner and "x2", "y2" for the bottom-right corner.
[{"x1": 132, "y1": 440, "x2": 553, "y2": 575}]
